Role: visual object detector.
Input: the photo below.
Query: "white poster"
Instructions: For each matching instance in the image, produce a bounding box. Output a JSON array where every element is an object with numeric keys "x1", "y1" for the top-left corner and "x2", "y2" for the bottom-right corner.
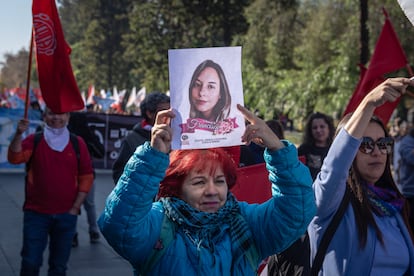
[{"x1": 168, "y1": 46, "x2": 245, "y2": 150}]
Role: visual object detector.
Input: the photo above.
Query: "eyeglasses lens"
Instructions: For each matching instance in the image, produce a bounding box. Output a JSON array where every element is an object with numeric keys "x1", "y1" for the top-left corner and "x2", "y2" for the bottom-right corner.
[{"x1": 359, "y1": 137, "x2": 393, "y2": 154}]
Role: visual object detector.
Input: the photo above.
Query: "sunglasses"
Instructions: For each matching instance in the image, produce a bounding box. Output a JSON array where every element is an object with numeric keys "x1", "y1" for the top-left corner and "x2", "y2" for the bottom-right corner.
[{"x1": 359, "y1": 136, "x2": 394, "y2": 154}]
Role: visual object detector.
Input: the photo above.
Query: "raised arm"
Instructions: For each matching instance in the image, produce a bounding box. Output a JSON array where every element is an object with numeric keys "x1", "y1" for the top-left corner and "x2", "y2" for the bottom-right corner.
[
  {"x1": 151, "y1": 109, "x2": 175, "y2": 153},
  {"x1": 9, "y1": 119, "x2": 29, "y2": 153},
  {"x1": 344, "y1": 78, "x2": 412, "y2": 138},
  {"x1": 237, "y1": 104, "x2": 284, "y2": 151}
]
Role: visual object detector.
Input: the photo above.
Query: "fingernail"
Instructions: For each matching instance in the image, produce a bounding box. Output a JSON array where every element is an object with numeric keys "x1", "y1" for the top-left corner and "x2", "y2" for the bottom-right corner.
[{"x1": 410, "y1": 77, "x2": 414, "y2": 81}]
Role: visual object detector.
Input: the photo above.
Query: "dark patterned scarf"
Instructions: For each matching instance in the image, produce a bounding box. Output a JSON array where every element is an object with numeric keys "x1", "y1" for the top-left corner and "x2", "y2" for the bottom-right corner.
[
  {"x1": 366, "y1": 184, "x2": 403, "y2": 217},
  {"x1": 160, "y1": 193, "x2": 255, "y2": 264}
]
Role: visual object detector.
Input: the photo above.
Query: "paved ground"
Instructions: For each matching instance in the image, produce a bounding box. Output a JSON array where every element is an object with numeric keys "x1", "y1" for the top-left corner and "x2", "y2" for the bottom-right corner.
[{"x1": 0, "y1": 169, "x2": 132, "y2": 276}]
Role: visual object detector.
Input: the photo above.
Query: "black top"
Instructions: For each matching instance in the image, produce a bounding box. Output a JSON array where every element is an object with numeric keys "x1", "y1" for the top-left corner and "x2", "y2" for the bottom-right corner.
[
  {"x1": 112, "y1": 122, "x2": 150, "y2": 184},
  {"x1": 297, "y1": 143, "x2": 330, "y2": 181}
]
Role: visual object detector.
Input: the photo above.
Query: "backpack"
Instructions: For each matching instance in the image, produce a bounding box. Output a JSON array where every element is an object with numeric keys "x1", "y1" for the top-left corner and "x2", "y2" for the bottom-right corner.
[
  {"x1": 267, "y1": 187, "x2": 351, "y2": 276},
  {"x1": 137, "y1": 214, "x2": 259, "y2": 275},
  {"x1": 26, "y1": 131, "x2": 80, "y2": 175}
]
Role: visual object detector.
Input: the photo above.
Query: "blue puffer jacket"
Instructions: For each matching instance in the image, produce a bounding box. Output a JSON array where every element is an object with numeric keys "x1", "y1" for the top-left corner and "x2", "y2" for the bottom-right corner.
[{"x1": 98, "y1": 141, "x2": 315, "y2": 275}]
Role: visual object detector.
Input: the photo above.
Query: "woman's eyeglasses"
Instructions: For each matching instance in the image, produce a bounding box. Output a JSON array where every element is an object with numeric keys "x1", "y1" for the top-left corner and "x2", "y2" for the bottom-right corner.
[{"x1": 359, "y1": 137, "x2": 394, "y2": 154}]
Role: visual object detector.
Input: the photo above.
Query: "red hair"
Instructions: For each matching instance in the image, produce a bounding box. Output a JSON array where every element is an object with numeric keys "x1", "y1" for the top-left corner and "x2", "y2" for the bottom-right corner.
[{"x1": 158, "y1": 148, "x2": 238, "y2": 198}]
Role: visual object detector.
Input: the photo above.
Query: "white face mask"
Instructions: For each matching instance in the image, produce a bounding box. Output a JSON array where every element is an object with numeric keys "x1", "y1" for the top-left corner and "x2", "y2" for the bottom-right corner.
[
  {"x1": 43, "y1": 125, "x2": 70, "y2": 152},
  {"x1": 45, "y1": 124, "x2": 66, "y2": 135}
]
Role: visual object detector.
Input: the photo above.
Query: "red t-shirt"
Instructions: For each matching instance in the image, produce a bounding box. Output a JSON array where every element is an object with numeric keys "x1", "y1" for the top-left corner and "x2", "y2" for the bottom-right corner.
[{"x1": 9, "y1": 134, "x2": 93, "y2": 214}]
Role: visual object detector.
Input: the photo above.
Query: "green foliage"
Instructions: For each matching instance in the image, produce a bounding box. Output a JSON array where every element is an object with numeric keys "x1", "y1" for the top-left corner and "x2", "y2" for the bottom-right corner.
[
  {"x1": 58, "y1": 0, "x2": 134, "y2": 90},
  {"x1": 0, "y1": 49, "x2": 37, "y2": 88},
  {"x1": 241, "y1": 0, "x2": 414, "y2": 128},
  {"x1": 123, "y1": 0, "x2": 250, "y2": 92},
  {"x1": 3, "y1": 0, "x2": 414, "y2": 127}
]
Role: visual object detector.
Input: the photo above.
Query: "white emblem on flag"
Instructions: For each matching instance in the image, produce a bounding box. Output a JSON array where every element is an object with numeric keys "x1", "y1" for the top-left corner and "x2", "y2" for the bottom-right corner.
[{"x1": 33, "y1": 13, "x2": 56, "y2": 56}]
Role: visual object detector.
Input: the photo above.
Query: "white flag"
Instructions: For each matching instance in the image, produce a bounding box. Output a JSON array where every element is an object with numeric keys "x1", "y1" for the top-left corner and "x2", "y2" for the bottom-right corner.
[
  {"x1": 398, "y1": 0, "x2": 414, "y2": 27},
  {"x1": 135, "y1": 87, "x2": 146, "y2": 107},
  {"x1": 126, "y1": 87, "x2": 137, "y2": 108},
  {"x1": 112, "y1": 86, "x2": 119, "y2": 101}
]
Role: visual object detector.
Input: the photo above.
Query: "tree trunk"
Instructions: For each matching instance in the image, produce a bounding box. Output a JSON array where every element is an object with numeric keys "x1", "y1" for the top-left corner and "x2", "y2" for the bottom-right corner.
[{"x1": 360, "y1": 0, "x2": 369, "y2": 65}]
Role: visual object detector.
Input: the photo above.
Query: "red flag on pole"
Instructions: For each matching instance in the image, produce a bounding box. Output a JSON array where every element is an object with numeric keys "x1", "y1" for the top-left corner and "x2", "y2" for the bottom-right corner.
[
  {"x1": 32, "y1": 0, "x2": 84, "y2": 113},
  {"x1": 343, "y1": 9, "x2": 409, "y2": 124}
]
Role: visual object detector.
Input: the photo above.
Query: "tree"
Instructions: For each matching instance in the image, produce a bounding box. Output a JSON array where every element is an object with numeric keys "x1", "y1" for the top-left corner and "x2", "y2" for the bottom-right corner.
[
  {"x1": 11, "y1": 0, "x2": 411, "y2": 127},
  {"x1": 123, "y1": 0, "x2": 250, "y2": 92},
  {"x1": 58, "y1": 0, "x2": 134, "y2": 91},
  {"x1": 0, "y1": 49, "x2": 38, "y2": 89}
]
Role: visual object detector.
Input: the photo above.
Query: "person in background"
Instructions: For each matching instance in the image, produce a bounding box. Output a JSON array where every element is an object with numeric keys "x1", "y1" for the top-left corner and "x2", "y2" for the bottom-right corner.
[
  {"x1": 298, "y1": 112, "x2": 335, "y2": 180},
  {"x1": 189, "y1": 59, "x2": 231, "y2": 122},
  {"x1": 308, "y1": 78, "x2": 414, "y2": 275},
  {"x1": 397, "y1": 123, "x2": 414, "y2": 231},
  {"x1": 8, "y1": 107, "x2": 94, "y2": 275},
  {"x1": 112, "y1": 92, "x2": 170, "y2": 184},
  {"x1": 264, "y1": 119, "x2": 310, "y2": 276},
  {"x1": 391, "y1": 119, "x2": 408, "y2": 185},
  {"x1": 98, "y1": 104, "x2": 315, "y2": 274},
  {"x1": 248, "y1": 119, "x2": 285, "y2": 164},
  {"x1": 68, "y1": 111, "x2": 105, "y2": 246}
]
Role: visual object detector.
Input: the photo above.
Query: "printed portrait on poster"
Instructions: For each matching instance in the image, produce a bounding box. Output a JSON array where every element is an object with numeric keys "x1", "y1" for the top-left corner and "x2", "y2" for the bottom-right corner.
[{"x1": 168, "y1": 47, "x2": 245, "y2": 150}]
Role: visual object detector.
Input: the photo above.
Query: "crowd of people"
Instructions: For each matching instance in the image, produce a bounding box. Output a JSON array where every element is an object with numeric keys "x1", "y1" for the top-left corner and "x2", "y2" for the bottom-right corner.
[{"x1": 6, "y1": 76, "x2": 414, "y2": 275}]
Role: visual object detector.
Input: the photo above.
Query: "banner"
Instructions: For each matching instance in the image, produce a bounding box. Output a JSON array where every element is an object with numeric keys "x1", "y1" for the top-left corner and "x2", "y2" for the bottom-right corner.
[
  {"x1": 0, "y1": 109, "x2": 139, "y2": 170},
  {"x1": 83, "y1": 113, "x2": 140, "y2": 169},
  {"x1": 231, "y1": 163, "x2": 272, "y2": 204},
  {"x1": 0, "y1": 108, "x2": 43, "y2": 169}
]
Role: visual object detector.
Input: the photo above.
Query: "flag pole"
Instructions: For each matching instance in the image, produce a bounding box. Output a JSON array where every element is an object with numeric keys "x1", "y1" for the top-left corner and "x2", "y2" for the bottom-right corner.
[
  {"x1": 406, "y1": 64, "x2": 414, "y2": 76},
  {"x1": 406, "y1": 64, "x2": 414, "y2": 98},
  {"x1": 24, "y1": 28, "x2": 34, "y2": 119}
]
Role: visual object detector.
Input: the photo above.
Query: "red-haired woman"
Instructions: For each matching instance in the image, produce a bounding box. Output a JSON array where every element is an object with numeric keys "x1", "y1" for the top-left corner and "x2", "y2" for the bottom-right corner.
[{"x1": 98, "y1": 105, "x2": 315, "y2": 275}]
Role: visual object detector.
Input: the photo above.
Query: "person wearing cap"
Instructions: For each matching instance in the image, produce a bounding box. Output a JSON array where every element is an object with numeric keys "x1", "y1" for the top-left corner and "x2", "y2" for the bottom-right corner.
[{"x1": 8, "y1": 107, "x2": 94, "y2": 275}]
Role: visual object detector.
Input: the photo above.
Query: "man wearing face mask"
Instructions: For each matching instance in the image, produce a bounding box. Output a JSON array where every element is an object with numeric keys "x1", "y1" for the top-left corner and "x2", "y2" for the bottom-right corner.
[{"x1": 8, "y1": 107, "x2": 94, "y2": 276}]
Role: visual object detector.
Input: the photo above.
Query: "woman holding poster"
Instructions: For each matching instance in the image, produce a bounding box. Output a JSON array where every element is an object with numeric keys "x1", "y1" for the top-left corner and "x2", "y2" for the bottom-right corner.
[{"x1": 98, "y1": 105, "x2": 315, "y2": 275}]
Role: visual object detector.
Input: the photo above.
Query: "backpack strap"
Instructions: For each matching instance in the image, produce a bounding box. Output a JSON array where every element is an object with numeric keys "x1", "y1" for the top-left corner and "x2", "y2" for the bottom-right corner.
[
  {"x1": 69, "y1": 133, "x2": 80, "y2": 166},
  {"x1": 244, "y1": 236, "x2": 260, "y2": 274},
  {"x1": 234, "y1": 213, "x2": 260, "y2": 274},
  {"x1": 27, "y1": 131, "x2": 80, "y2": 172},
  {"x1": 26, "y1": 131, "x2": 43, "y2": 173},
  {"x1": 139, "y1": 214, "x2": 175, "y2": 275},
  {"x1": 311, "y1": 186, "x2": 351, "y2": 276}
]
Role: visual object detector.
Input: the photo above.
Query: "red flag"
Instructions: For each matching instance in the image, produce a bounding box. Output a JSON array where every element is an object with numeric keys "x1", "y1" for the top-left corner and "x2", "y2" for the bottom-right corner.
[
  {"x1": 343, "y1": 9, "x2": 408, "y2": 124},
  {"x1": 32, "y1": 0, "x2": 84, "y2": 113}
]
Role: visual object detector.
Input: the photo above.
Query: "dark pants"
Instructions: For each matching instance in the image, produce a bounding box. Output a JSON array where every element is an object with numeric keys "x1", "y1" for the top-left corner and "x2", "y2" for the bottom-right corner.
[{"x1": 20, "y1": 210, "x2": 77, "y2": 276}]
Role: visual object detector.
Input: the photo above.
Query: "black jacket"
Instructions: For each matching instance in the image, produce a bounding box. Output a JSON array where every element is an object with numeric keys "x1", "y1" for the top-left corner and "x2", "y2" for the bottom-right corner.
[{"x1": 112, "y1": 122, "x2": 150, "y2": 184}]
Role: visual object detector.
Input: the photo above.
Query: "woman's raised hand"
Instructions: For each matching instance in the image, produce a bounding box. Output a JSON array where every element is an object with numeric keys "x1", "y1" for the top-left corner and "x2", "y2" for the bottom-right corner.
[
  {"x1": 151, "y1": 109, "x2": 175, "y2": 154},
  {"x1": 237, "y1": 104, "x2": 284, "y2": 151},
  {"x1": 345, "y1": 77, "x2": 414, "y2": 138},
  {"x1": 363, "y1": 77, "x2": 412, "y2": 108}
]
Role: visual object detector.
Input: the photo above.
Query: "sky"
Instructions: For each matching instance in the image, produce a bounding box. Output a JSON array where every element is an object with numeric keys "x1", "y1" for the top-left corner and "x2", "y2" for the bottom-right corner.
[{"x1": 0, "y1": 1, "x2": 32, "y2": 65}]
